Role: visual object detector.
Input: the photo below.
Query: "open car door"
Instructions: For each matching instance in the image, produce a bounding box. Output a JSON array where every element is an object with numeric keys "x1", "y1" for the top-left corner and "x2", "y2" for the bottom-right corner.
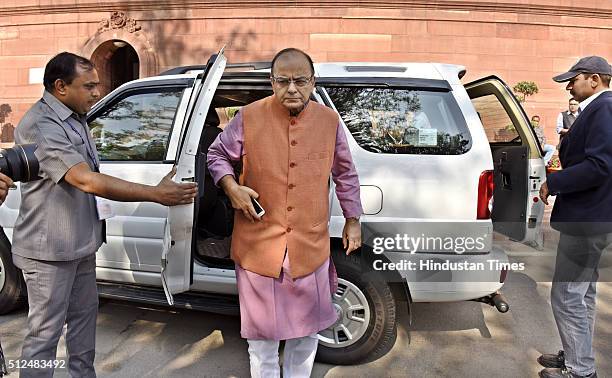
[
  {"x1": 161, "y1": 49, "x2": 227, "y2": 305},
  {"x1": 465, "y1": 76, "x2": 546, "y2": 244}
]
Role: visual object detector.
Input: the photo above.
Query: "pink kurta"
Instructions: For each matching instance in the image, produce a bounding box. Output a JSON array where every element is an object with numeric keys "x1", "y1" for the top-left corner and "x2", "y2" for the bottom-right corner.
[
  {"x1": 208, "y1": 105, "x2": 362, "y2": 340},
  {"x1": 236, "y1": 254, "x2": 339, "y2": 340}
]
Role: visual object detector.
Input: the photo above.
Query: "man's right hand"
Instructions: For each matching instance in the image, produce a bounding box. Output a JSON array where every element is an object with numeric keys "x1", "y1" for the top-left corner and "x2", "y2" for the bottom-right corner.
[
  {"x1": 154, "y1": 166, "x2": 198, "y2": 206},
  {"x1": 219, "y1": 175, "x2": 261, "y2": 223},
  {"x1": 65, "y1": 162, "x2": 197, "y2": 205},
  {"x1": 0, "y1": 172, "x2": 14, "y2": 204}
]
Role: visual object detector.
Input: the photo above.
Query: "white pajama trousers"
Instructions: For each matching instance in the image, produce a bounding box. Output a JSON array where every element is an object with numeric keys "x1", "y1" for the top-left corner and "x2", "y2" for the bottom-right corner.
[{"x1": 247, "y1": 332, "x2": 319, "y2": 378}]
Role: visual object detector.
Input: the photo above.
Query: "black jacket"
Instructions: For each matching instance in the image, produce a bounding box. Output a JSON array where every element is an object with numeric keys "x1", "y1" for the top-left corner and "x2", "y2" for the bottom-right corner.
[{"x1": 547, "y1": 90, "x2": 612, "y2": 235}]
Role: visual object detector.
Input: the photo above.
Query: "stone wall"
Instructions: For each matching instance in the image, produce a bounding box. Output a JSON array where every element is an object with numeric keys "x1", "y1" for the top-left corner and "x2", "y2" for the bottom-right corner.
[{"x1": 1, "y1": 1, "x2": 611, "y2": 144}]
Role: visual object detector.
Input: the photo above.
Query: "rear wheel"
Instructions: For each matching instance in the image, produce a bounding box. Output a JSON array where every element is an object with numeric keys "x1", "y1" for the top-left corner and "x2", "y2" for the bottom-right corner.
[
  {"x1": 316, "y1": 249, "x2": 397, "y2": 365},
  {"x1": 0, "y1": 233, "x2": 25, "y2": 314}
]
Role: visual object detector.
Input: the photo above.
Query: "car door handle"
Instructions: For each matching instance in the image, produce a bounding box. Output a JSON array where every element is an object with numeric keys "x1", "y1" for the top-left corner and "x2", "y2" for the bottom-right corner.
[{"x1": 181, "y1": 177, "x2": 195, "y2": 182}]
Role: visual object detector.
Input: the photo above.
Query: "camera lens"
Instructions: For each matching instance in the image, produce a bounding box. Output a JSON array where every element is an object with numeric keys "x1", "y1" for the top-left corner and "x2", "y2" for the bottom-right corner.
[{"x1": 0, "y1": 144, "x2": 39, "y2": 182}]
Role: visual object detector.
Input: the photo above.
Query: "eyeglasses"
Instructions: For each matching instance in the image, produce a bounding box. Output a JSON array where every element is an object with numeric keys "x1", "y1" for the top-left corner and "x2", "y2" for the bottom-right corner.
[{"x1": 271, "y1": 76, "x2": 313, "y2": 87}]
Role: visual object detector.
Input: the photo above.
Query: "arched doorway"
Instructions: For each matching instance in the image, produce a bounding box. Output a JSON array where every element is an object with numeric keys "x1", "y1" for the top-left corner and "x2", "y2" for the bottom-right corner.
[{"x1": 91, "y1": 40, "x2": 139, "y2": 97}]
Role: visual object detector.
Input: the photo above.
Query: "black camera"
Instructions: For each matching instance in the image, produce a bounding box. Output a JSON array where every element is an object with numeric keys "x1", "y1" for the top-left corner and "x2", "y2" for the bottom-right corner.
[{"x1": 0, "y1": 144, "x2": 40, "y2": 182}]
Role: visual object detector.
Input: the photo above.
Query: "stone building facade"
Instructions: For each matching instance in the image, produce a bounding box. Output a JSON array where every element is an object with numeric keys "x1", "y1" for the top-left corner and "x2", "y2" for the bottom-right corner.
[{"x1": 1, "y1": 0, "x2": 611, "y2": 145}]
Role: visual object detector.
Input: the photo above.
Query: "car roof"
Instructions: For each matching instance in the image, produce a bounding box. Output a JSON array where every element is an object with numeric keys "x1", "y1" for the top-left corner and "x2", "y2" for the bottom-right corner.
[
  {"x1": 315, "y1": 62, "x2": 464, "y2": 82},
  {"x1": 243, "y1": 62, "x2": 465, "y2": 84},
  {"x1": 121, "y1": 62, "x2": 466, "y2": 90}
]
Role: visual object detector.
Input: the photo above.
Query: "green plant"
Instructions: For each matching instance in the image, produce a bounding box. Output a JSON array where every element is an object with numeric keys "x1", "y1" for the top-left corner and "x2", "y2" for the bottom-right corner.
[
  {"x1": 513, "y1": 81, "x2": 539, "y2": 103},
  {"x1": 226, "y1": 107, "x2": 240, "y2": 119}
]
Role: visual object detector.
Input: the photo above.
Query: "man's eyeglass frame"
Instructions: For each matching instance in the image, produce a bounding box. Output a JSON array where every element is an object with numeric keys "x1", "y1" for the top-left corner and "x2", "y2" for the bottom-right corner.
[{"x1": 270, "y1": 76, "x2": 313, "y2": 88}]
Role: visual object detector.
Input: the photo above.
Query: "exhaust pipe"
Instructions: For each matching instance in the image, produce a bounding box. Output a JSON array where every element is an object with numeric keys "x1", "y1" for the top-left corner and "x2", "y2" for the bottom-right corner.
[
  {"x1": 471, "y1": 291, "x2": 510, "y2": 313},
  {"x1": 492, "y1": 293, "x2": 509, "y2": 313}
]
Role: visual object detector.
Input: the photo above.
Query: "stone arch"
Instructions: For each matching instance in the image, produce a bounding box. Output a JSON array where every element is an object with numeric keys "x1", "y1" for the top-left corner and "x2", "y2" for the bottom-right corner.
[
  {"x1": 81, "y1": 14, "x2": 158, "y2": 94},
  {"x1": 89, "y1": 40, "x2": 140, "y2": 97}
]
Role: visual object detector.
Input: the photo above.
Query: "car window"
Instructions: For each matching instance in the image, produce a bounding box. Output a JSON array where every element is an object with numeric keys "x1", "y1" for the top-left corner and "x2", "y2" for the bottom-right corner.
[
  {"x1": 325, "y1": 87, "x2": 471, "y2": 155},
  {"x1": 471, "y1": 94, "x2": 521, "y2": 143},
  {"x1": 89, "y1": 88, "x2": 185, "y2": 161}
]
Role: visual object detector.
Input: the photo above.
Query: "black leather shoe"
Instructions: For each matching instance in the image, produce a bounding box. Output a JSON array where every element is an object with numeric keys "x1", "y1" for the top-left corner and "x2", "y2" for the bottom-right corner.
[
  {"x1": 538, "y1": 350, "x2": 565, "y2": 368},
  {"x1": 538, "y1": 367, "x2": 597, "y2": 378}
]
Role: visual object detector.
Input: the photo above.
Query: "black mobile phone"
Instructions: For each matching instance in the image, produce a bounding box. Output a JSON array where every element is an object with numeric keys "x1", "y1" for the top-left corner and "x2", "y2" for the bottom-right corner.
[{"x1": 251, "y1": 197, "x2": 265, "y2": 217}]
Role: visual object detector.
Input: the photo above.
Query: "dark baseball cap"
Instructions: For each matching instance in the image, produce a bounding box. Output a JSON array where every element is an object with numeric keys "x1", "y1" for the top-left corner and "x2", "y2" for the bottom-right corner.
[{"x1": 553, "y1": 56, "x2": 612, "y2": 82}]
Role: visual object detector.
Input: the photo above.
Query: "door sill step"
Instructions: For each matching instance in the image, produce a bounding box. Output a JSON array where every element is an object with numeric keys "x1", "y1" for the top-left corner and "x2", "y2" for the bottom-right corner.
[{"x1": 97, "y1": 281, "x2": 239, "y2": 315}]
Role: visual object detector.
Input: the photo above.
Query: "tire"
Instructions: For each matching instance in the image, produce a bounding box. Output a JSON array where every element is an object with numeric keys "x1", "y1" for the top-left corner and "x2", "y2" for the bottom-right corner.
[
  {"x1": 316, "y1": 249, "x2": 397, "y2": 365},
  {"x1": 0, "y1": 232, "x2": 26, "y2": 315}
]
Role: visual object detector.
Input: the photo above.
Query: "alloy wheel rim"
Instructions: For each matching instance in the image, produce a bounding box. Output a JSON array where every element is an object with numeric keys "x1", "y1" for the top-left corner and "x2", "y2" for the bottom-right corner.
[{"x1": 318, "y1": 277, "x2": 370, "y2": 348}]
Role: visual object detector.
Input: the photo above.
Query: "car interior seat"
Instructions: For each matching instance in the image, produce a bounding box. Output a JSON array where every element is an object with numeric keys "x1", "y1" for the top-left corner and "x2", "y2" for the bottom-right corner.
[{"x1": 197, "y1": 109, "x2": 234, "y2": 240}]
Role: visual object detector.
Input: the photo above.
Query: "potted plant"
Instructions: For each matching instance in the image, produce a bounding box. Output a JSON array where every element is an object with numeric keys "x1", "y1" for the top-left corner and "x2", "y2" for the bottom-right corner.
[{"x1": 513, "y1": 81, "x2": 539, "y2": 103}]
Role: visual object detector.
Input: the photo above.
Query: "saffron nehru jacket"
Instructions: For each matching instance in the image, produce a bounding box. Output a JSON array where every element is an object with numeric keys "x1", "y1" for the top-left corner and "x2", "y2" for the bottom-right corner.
[{"x1": 231, "y1": 96, "x2": 339, "y2": 278}]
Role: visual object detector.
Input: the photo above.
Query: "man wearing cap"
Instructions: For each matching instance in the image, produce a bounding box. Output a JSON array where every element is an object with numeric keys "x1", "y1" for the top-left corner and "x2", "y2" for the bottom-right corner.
[{"x1": 539, "y1": 56, "x2": 612, "y2": 378}]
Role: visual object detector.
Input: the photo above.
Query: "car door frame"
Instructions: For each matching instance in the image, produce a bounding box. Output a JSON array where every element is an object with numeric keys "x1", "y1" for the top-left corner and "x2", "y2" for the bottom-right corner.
[
  {"x1": 465, "y1": 75, "x2": 545, "y2": 244},
  {"x1": 161, "y1": 50, "x2": 227, "y2": 305}
]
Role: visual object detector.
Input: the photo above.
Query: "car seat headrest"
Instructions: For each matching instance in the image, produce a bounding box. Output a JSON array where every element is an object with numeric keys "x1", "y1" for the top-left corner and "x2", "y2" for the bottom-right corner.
[{"x1": 205, "y1": 109, "x2": 220, "y2": 127}]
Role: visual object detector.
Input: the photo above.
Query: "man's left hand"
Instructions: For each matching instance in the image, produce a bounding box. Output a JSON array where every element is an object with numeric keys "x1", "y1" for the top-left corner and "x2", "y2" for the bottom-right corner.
[
  {"x1": 342, "y1": 218, "x2": 362, "y2": 255},
  {"x1": 0, "y1": 172, "x2": 14, "y2": 204}
]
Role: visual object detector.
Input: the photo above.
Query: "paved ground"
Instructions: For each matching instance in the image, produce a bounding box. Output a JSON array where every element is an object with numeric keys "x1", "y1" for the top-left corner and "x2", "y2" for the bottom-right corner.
[
  {"x1": 2, "y1": 210, "x2": 611, "y2": 377},
  {"x1": 3, "y1": 275, "x2": 610, "y2": 377}
]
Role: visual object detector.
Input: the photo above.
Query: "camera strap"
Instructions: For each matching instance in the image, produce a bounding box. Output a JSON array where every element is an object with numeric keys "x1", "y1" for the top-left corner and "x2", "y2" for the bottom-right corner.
[
  {"x1": 66, "y1": 118, "x2": 99, "y2": 171},
  {"x1": 66, "y1": 118, "x2": 113, "y2": 221}
]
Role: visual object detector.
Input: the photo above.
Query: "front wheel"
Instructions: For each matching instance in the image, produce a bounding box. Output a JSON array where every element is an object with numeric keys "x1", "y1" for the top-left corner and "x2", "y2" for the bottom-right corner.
[{"x1": 316, "y1": 250, "x2": 397, "y2": 365}]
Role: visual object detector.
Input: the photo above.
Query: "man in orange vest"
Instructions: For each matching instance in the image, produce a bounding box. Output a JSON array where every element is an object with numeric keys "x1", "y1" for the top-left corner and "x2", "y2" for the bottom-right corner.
[{"x1": 208, "y1": 48, "x2": 363, "y2": 377}]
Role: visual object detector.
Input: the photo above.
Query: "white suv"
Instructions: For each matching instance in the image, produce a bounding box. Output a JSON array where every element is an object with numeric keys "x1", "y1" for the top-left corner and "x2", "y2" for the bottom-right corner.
[{"x1": 0, "y1": 49, "x2": 545, "y2": 364}]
